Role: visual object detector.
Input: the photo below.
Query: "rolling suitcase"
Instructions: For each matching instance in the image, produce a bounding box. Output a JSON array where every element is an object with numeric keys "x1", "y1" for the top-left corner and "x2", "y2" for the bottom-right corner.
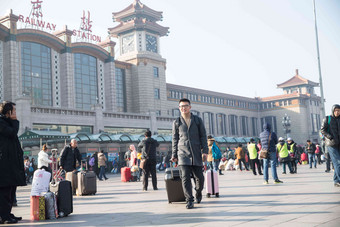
[
  {"x1": 206, "y1": 169, "x2": 219, "y2": 198},
  {"x1": 77, "y1": 160, "x2": 97, "y2": 196},
  {"x1": 66, "y1": 171, "x2": 78, "y2": 195},
  {"x1": 121, "y1": 167, "x2": 132, "y2": 182},
  {"x1": 50, "y1": 180, "x2": 73, "y2": 217},
  {"x1": 165, "y1": 166, "x2": 185, "y2": 203}
]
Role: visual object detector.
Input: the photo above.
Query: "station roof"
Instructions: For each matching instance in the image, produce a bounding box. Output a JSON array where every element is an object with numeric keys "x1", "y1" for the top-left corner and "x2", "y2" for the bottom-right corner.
[
  {"x1": 19, "y1": 130, "x2": 256, "y2": 148},
  {"x1": 19, "y1": 130, "x2": 69, "y2": 140}
]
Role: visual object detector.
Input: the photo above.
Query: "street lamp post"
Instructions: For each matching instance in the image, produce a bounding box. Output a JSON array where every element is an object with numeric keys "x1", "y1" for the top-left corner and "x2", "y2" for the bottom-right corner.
[{"x1": 282, "y1": 114, "x2": 291, "y2": 139}]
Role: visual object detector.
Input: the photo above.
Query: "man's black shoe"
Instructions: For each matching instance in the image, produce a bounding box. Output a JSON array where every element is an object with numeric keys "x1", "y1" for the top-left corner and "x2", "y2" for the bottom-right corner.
[
  {"x1": 195, "y1": 191, "x2": 202, "y2": 204},
  {"x1": 1, "y1": 217, "x2": 18, "y2": 224},
  {"x1": 153, "y1": 187, "x2": 158, "y2": 190},
  {"x1": 9, "y1": 214, "x2": 22, "y2": 221},
  {"x1": 325, "y1": 170, "x2": 330, "y2": 173},
  {"x1": 186, "y1": 201, "x2": 194, "y2": 209}
]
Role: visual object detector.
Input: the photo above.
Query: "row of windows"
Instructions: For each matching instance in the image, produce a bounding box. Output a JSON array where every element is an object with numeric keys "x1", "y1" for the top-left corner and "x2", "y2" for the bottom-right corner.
[
  {"x1": 260, "y1": 100, "x2": 293, "y2": 110},
  {"x1": 171, "y1": 109, "x2": 261, "y2": 137},
  {"x1": 168, "y1": 90, "x2": 259, "y2": 110}
]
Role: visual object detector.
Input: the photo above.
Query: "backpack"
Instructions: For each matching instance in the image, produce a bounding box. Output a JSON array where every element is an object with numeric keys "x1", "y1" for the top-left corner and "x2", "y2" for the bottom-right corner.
[
  {"x1": 212, "y1": 141, "x2": 222, "y2": 159},
  {"x1": 89, "y1": 157, "x2": 95, "y2": 167}
]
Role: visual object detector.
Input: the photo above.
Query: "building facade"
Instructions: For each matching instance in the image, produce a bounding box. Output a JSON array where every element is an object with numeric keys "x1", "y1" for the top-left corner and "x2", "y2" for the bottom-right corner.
[{"x1": 0, "y1": 0, "x2": 322, "y2": 146}]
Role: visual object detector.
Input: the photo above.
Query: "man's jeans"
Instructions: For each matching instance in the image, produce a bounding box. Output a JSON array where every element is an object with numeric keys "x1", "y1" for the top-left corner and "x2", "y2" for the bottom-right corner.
[
  {"x1": 263, "y1": 151, "x2": 279, "y2": 181},
  {"x1": 327, "y1": 146, "x2": 340, "y2": 184},
  {"x1": 308, "y1": 153, "x2": 317, "y2": 168},
  {"x1": 99, "y1": 166, "x2": 107, "y2": 180}
]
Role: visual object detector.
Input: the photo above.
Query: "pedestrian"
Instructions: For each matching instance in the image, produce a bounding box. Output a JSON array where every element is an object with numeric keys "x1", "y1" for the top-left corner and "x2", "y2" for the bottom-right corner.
[
  {"x1": 171, "y1": 98, "x2": 208, "y2": 209},
  {"x1": 306, "y1": 140, "x2": 317, "y2": 169},
  {"x1": 207, "y1": 135, "x2": 223, "y2": 175},
  {"x1": 277, "y1": 137, "x2": 293, "y2": 174},
  {"x1": 111, "y1": 157, "x2": 118, "y2": 174},
  {"x1": 23, "y1": 157, "x2": 31, "y2": 183},
  {"x1": 234, "y1": 144, "x2": 249, "y2": 171},
  {"x1": 259, "y1": 123, "x2": 283, "y2": 184},
  {"x1": 98, "y1": 150, "x2": 108, "y2": 181},
  {"x1": 315, "y1": 144, "x2": 322, "y2": 165},
  {"x1": 247, "y1": 138, "x2": 262, "y2": 175},
  {"x1": 38, "y1": 144, "x2": 52, "y2": 175},
  {"x1": 257, "y1": 140, "x2": 264, "y2": 169},
  {"x1": 91, "y1": 152, "x2": 100, "y2": 178},
  {"x1": 124, "y1": 149, "x2": 131, "y2": 167},
  {"x1": 138, "y1": 130, "x2": 159, "y2": 191},
  {"x1": 320, "y1": 104, "x2": 340, "y2": 187},
  {"x1": 0, "y1": 101, "x2": 26, "y2": 224},
  {"x1": 287, "y1": 138, "x2": 298, "y2": 173},
  {"x1": 60, "y1": 139, "x2": 82, "y2": 172},
  {"x1": 129, "y1": 145, "x2": 138, "y2": 167}
]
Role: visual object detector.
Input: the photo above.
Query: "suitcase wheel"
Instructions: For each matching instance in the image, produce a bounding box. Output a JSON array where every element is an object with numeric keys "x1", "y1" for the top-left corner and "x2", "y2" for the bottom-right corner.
[
  {"x1": 206, "y1": 193, "x2": 211, "y2": 198},
  {"x1": 215, "y1": 193, "x2": 219, "y2": 198}
]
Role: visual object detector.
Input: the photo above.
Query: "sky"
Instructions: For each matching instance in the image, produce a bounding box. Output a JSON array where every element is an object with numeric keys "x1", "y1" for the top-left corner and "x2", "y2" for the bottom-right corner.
[{"x1": 1, "y1": 0, "x2": 339, "y2": 115}]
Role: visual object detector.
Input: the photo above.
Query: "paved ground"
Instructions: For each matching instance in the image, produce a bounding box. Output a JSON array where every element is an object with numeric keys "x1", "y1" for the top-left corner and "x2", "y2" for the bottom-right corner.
[{"x1": 9, "y1": 164, "x2": 340, "y2": 227}]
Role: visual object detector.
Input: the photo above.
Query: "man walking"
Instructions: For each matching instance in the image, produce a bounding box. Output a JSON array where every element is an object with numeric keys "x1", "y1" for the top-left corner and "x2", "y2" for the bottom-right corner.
[
  {"x1": 171, "y1": 98, "x2": 208, "y2": 209},
  {"x1": 320, "y1": 104, "x2": 340, "y2": 187},
  {"x1": 138, "y1": 130, "x2": 159, "y2": 191},
  {"x1": 60, "y1": 139, "x2": 82, "y2": 172},
  {"x1": 306, "y1": 140, "x2": 317, "y2": 169},
  {"x1": 259, "y1": 123, "x2": 283, "y2": 184},
  {"x1": 0, "y1": 101, "x2": 26, "y2": 224}
]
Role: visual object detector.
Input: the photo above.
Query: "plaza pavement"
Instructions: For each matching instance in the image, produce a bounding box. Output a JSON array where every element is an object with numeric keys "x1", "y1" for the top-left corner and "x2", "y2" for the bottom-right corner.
[{"x1": 10, "y1": 164, "x2": 340, "y2": 227}]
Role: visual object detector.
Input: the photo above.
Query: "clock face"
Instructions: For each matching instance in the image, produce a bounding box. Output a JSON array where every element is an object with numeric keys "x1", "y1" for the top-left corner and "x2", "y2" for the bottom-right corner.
[
  {"x1": 146, "y1": 34, "x2": 157, "y2": 53},
  {"x1": 122, "y1": 34, "x2": 135, "y2": 54}
]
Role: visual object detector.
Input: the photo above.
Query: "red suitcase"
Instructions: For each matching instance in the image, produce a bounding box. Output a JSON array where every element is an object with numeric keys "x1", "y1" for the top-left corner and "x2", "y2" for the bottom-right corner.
[
  {"x1": 205, "y1": 169, "x2": 219, "y2": 198},
  {"x1": 121, "y1": 167, "x2": 132, "y2": 182},
  {"x1": 30, "y1": 196, "x2": 45, "y2": 221}
]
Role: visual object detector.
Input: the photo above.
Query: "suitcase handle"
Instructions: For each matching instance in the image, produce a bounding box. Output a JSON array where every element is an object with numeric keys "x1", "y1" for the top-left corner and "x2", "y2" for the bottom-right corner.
[{"x1": 80, "y1": 159, "x2": 88, "y2": 171}]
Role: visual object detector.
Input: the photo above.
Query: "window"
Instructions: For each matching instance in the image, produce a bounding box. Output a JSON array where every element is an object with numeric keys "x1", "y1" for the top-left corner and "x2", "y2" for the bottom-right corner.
[
  {"x1": 156, "y1": 110, "x2": 161, "y2": 116},
  {"x1": 251, "y1": 117, "x2": 258, "y2": 136},
  {"x1": 216, "y1": 113, "x2": 226, "y2": 135},
  {"x1": 33, "y1": 124, "x2": 93, "y2": 134},
  {"x1": 203, "y1": 112, "x2": 214, "y2": 135},
  {"x1": 172, "y1": 109, "x2": 180, "y2": 117},
  {"x1": 74, "y1": 53, "x2": 98, "y2": 110},
  {"x1": 240, "y1": 116, "x2": 249, "y2": 136},
  {"x1": 153, "y1": 67, "x2": 159, "y2": 78},
  {"x1": 260, "y1": 116, "x2": 277, "y2": 133},
  {"x1": 228, "y1": 115, "x2": 238, "y2": 136},
  {"x1": 21, "y1": 42, "x2": 52, "y2": 106},
  {"x1": 115, "y1": 68, "x2": 126, "y2": 112},
  {"x1": 154, "y1": 88, "x2": 160, "y2": 99},
  {"x1": 311, "y1": 113, "x2": 320, "y2": 133}
]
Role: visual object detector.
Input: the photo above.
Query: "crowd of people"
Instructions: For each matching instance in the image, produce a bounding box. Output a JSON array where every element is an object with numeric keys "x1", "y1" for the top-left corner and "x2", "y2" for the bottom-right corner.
[{"x1": 1, "y1": 100, "x2": 340, "y2": 223}]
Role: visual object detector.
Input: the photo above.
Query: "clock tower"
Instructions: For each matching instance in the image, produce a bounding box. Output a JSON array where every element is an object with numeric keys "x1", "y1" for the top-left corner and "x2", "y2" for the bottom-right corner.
[
  {"x1": 109, "y1": 0, "x2": 169, "y2": 117},
  {"x1": 109, "y1": 0, "x2": 169, "y2": 57}
]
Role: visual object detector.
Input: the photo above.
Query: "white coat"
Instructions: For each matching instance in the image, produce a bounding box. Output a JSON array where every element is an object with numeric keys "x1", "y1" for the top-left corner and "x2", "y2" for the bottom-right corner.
[{"x1": 38, "y1": 150, "x2": 52, "y2": 169}]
